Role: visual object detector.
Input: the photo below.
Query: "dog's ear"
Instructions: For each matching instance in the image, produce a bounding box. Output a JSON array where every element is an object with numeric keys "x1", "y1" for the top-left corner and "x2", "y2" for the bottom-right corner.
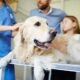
[{"x1": 14, "y1": 23, "x2": 25, "y2": 47}]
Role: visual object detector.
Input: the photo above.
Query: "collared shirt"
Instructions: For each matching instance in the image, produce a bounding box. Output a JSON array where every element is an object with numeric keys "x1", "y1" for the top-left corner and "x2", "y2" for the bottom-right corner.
[
  {"x1": 38, "y1": 7, "x2": 53, "y2": 15},
  {"x1": 30, "y1": 8, "x2": 66, "y2": 33},
  {"x1": 0, "y1": 3, "x2": 16, "y2": 57}
]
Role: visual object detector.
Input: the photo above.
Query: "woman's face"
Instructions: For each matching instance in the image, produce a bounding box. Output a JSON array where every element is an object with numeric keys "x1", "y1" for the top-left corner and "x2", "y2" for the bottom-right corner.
[{"x1": 62, "y1": 18, "x2": 75, "y2": 32}]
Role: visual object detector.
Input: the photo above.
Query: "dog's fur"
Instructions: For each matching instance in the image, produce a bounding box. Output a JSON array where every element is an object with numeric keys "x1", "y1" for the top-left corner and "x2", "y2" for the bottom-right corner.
[{"x1": 0, "y1": 16, "x2": 80, "y2": 80}]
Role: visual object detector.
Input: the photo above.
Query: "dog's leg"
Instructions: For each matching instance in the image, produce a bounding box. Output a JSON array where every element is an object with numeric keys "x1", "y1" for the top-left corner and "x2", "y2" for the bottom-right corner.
[
  {"x1": 34, "y1": 58, "x2": 44, "y2": 80},
  {"x1": 0, "y1": 51, "x2": 14, "y2": 68}
]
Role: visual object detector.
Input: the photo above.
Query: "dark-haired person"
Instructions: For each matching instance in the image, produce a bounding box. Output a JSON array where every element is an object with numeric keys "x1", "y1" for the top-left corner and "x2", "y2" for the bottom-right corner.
[{"x1": 30, "y1": 0, "x2": 66, "y2": 33}]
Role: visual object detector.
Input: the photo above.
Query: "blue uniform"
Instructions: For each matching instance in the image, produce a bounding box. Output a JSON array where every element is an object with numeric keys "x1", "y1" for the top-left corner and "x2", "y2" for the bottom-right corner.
[
  {"x1": 30, "y1": 8, "x2": 66, "y2": 33},
  {"x1": 0, "y1": 3, "x2": 16, "y2": 80}
]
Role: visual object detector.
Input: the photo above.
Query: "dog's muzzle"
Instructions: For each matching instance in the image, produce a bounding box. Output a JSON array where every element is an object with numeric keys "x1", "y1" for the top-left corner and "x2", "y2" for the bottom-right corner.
[
  {"x1": 34, "y1": 31, "x2": 57, "y2": 49},
  {"x1": 34, "y1": 32, "x2": 57, "y2": 49},
  {"x1": 34, "y1": 39, "x2": 51, "y2": 49}
]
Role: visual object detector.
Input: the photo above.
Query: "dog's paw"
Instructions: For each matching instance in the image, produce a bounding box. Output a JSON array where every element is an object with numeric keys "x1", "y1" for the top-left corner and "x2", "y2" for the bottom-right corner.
[{"x1": 19, "y1": 56, "x2": 28, "y2": 64}]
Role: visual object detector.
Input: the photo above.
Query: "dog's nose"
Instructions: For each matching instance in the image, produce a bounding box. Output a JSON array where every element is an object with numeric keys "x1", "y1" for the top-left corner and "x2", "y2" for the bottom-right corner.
[
  {"x1": 51, "y1": 31, "x2": 57, "y2": 37},
  {"x1": 47, "y1": 31, "x2": 57, "y2": 43},
  {"x1": 50, "y1": 31, "x2": 57, "y2": 40}
]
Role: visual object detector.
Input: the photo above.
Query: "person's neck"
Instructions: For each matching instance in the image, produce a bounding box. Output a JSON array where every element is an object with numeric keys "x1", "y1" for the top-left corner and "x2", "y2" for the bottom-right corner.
[
  {"x1": 66, "y1": 30, "x2": 74, "y2": 36},
  {"x1": 0, "y1": 1, "x2": 3, "y2": 7},
  {"x1": 41, "y1": 6, "x2": 50, "y2": 14}
]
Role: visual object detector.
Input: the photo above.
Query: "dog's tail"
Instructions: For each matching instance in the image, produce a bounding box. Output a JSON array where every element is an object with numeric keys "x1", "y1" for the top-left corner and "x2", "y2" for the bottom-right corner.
[{"x1": 0, "y1": 52, "x2": 14, "y2": 68}]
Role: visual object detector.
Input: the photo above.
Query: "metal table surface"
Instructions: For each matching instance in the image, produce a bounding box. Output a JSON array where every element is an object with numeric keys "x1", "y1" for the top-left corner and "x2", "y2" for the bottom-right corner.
[
  {"x1": 0, "y1": 59, "x2": 80, "y2": 80},
  {"x1": 10, "y1": 59, "x2": 80, "y2": 72}
]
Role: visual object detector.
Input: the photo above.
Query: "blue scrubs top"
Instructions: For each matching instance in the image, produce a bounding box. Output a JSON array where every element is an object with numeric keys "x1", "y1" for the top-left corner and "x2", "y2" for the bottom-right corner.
[
  {"x1": 30, "y1": 8, "x2": 66, "y2": 33},
  {"x1": 0, "y1": 3, "x2": 16, "y2": 57}
]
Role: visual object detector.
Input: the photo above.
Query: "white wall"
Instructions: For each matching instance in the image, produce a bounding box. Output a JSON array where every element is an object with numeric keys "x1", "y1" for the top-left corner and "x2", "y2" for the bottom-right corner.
[
  {"x1": 17, "y1": 0, "x2": 63, "y2": 15},
  {"x1": 64, "y1": 0, "x2": 80, "y2": 22},
  {"x1": 18, "y1": 0, "x2": 80, "y2": 22},
  {"x1": 18, "y1": 0, "x2": 36, "y2": 15}
]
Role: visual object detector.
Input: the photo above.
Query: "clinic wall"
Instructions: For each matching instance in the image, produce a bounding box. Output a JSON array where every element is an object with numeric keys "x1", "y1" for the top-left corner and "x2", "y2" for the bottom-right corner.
[
  {"x1": 18, "y1": 0, "x2": 80, "y2": 22},
  {"x1": 51, "y1": 0, "x2": 80, "y2": 22},
  {"x1": 64, "y1": 0, "x2": 80, "y2": 23},
  {"x1": 18, "y1": 0, "x2": 36, "y2": 16}
]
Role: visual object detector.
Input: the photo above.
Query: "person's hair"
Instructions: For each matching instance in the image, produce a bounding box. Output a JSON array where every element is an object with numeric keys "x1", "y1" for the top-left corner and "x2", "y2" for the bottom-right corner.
[
  {"x1": 0, "y1": 0, "x2": 5, "y2": 3},
  {"x1": 63, "y1": 15, "x2": 80, "y2": 34},
  {"x1": 3, "y1": 0, "x2": 5, "y2": 2},
  {"x1": 3, "y1": 0, "x2": 6, "y2": 3}
]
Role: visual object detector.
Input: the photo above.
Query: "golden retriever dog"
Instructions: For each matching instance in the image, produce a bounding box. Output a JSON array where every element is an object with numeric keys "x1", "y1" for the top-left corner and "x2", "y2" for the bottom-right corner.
[{"x1": 0, "y1": 16, "x2": 80, "y2": 80}]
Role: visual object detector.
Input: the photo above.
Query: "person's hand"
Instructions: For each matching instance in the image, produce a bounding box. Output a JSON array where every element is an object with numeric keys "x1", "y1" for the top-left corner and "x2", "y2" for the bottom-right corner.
[
  {"x1": 12, "y1": 23, "x2": 23, "y2": 37},
  {"x1": 52, "y1": 35, "x2": 68, "y2": 54},
  {"x1": 11, "y1": 23, "x2": 23, "y2": 31}
]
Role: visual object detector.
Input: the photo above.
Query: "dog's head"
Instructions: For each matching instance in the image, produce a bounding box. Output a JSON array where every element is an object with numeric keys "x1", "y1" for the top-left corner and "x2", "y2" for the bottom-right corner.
[{"x1": 19, "y1": 16, "x2": 57, "y2": 49}]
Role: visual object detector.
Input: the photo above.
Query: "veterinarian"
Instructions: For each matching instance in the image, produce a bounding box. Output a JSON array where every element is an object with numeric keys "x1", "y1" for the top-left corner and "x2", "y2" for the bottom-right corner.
[
  {"x1": 30, "y1": 0, "x2": 78, "y2": 80},
  {"x1": 0, "y1": 0, "x2": 19, "y2": 80}
]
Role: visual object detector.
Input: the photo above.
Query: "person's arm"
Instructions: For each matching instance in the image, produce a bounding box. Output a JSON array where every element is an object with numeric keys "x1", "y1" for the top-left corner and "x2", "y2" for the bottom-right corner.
[
  {"x1": 52, "y1": 35, "x2": 68, "y2": 54},
  {"x1": 0, "y1": 23, "x2": 21, "y2": 31},
  {"x1": 0, "y1": 26, "x2": 14, "y2": 31},
  {"x1": 12, "y1": 23, "x2": 23, "y2": 37}
]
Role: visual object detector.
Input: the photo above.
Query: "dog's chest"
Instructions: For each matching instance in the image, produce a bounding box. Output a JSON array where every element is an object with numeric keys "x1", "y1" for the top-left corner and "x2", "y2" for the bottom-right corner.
[{"x1": 15, "y1": 44, "x2": 28, "y2": 60}]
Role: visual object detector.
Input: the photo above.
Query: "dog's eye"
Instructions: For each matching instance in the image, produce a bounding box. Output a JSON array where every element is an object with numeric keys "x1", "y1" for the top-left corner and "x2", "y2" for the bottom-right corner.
[{"x1": 35, "y1": 22, "x2": 41, "y2": 26}]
